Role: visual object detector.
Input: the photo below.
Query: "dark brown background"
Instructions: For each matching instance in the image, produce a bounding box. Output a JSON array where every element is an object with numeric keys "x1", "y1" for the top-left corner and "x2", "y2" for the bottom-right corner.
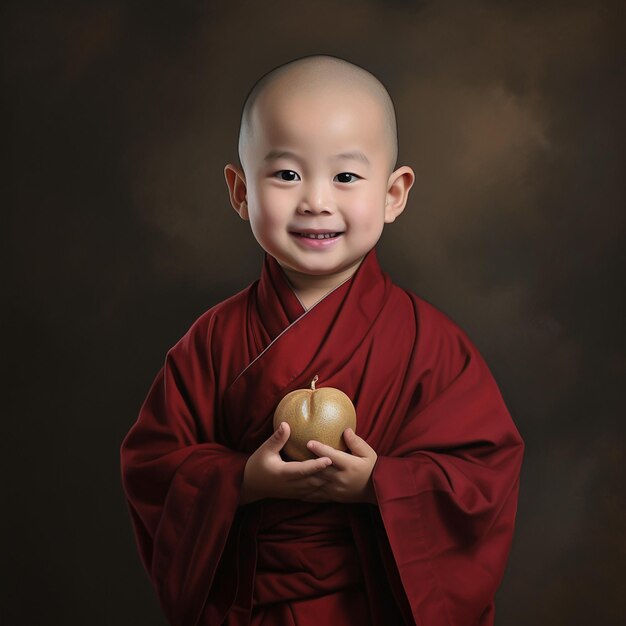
[{"x1": 4, "y1": 1, "x2": 625, "y2": 624}]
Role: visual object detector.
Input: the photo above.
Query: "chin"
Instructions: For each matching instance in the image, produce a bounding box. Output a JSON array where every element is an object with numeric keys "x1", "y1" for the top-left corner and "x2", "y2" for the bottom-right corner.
[{"x1": 282, "y1": 259, "x2": 339, "y2": 275}]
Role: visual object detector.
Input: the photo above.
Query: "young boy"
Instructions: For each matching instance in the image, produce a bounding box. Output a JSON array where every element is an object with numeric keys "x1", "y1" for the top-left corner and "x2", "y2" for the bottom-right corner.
[{"x1": 120, "y1": 54, "x2": 524, "y2": 626}]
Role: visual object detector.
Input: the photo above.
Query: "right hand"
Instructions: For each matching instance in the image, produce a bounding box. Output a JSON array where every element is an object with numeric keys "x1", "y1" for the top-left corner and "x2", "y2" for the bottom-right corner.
[{"x1": 239, "y1": 422, "x2": 332, "y2": 505}]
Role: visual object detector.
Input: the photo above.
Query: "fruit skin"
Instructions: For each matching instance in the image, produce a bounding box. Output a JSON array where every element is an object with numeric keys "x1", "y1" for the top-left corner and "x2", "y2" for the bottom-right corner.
[{"x1": 273, "y1": 381, "x2": 357, "y2": 461}]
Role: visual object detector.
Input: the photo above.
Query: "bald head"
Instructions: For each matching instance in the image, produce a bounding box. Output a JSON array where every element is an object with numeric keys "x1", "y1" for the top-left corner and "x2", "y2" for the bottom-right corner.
[{"x1": 237, "y1": 54, "x2": 398, "y2": 173}]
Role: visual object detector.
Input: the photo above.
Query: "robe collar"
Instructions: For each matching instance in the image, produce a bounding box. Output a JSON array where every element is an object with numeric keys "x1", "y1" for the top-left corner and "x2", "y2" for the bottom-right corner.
[{"x1": 255, "y1": 246, "x2": 386, "y2": 340}]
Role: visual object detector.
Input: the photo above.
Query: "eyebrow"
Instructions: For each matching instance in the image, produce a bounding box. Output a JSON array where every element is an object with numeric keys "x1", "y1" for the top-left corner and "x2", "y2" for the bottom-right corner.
[{"x1": 263, "y1": 149, "x2": 370, "y2": 165}]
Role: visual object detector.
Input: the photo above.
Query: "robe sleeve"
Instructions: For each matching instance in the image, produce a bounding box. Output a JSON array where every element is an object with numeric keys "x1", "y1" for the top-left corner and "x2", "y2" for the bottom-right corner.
[
  {"x1": 371, "y1": 303, "x2": 525, "y2": 626},
  {"x1": 120, "y1": 312, "x2": 249, "y2": 626}
]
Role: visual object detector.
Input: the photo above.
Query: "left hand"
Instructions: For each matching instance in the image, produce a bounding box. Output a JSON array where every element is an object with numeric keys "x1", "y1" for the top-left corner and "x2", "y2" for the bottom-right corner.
[{"x1": 301, "y1": 428, "x2": 378, "y2": 504}]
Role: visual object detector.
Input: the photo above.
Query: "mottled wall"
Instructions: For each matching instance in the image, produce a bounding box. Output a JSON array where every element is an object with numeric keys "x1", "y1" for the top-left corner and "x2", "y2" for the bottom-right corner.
[{"x1": 4, "y1": 1, "x2": 624, "y2": 624}]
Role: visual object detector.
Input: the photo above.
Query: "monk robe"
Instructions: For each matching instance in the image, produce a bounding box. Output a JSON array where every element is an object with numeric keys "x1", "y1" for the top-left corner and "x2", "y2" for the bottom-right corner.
[{"x1": 120, "y1": 246, "x2": 524, "y2": 626}]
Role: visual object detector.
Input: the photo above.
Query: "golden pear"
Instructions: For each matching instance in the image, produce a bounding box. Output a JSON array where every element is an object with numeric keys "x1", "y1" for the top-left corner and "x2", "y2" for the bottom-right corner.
[{"x1": 273, "y1": 375, "x2": 357, "y2": 461}]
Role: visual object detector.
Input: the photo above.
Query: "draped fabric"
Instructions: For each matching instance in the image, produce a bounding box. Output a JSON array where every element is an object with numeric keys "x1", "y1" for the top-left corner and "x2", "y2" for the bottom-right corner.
[{"x1": 120, "y1": 246, "x2": 524, "y2": 626}]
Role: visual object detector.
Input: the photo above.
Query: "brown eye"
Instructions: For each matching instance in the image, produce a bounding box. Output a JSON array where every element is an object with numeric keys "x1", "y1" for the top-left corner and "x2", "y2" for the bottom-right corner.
[
  {"x1": 334, "y1": 172, "x2": 360, "y2": 183},
  {"x1": 276, "y1": 170, "x2": 300, "y2": 181}
]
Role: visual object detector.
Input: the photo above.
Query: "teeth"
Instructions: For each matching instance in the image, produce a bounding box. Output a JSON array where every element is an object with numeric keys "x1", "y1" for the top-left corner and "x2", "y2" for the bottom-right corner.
[{"x1": 299, "y1": 232, "x2": 339, "y2": 239}]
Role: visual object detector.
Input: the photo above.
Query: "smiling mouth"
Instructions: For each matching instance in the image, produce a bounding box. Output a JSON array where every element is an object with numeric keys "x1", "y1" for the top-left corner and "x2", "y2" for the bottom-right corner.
[{"x1": 291, "y1": 232, "x2": 343, "y2": 239}]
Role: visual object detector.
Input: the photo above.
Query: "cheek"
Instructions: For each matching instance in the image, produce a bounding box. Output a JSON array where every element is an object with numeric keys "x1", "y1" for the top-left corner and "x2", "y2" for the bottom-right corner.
[
  {"x1": 258, "y1": 185, "x2": 295, "y2": 211},
  {"x1": 250, "y1": 189, "x2": 290, "y2": 231},
  {"x1": 348, "y1": 200, "x2": 383, "y2": 228}
]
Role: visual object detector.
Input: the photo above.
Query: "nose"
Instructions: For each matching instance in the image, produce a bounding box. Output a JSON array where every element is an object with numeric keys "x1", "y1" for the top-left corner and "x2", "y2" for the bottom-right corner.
[{"x1": 297, "y1": 179, "x2": 334, "y2": 214}]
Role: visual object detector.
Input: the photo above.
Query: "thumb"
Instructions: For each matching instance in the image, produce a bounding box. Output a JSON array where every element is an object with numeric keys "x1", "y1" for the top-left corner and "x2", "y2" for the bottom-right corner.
[
  {"x1": 343, "y1": 428, "x2": 374, "y2": 458},
  {"x1": 265, "y1": 421, "x2": 290, "y2": 453}
]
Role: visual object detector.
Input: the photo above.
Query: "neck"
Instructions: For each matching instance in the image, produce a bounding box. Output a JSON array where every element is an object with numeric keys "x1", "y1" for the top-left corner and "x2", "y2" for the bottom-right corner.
[{"x1": 279, "y1": 257, "x2": 365, "y2": 310}]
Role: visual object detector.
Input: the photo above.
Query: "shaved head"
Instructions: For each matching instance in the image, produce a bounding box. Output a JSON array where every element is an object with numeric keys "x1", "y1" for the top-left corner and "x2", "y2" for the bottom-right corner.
[{"x1": 237, "y1": 54, "x2": 398, "y2": 173}]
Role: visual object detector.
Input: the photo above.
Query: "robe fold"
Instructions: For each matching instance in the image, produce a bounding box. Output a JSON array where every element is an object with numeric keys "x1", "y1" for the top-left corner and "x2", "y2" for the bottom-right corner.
[{"x1": 120, "y1": 246, "x2": 524, "y2": 626}]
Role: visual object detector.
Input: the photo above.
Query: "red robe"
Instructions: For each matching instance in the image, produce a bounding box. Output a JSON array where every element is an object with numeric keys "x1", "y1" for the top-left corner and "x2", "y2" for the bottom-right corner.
[{"x1": 120, "y1": 246, "x2": 524, "y2": 626}]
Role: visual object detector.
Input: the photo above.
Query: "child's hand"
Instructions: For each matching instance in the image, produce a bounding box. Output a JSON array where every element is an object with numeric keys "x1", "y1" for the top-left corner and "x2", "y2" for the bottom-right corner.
[
  {"x1": 302, "y1": 429, "x2": 378, "y2": 504},
  {"x1": 239, "y1": 422, "x2": 333, "y2": 505}
]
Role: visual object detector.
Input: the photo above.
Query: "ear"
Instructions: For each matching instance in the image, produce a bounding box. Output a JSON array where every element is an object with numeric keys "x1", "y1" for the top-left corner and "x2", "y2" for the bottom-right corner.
[
  {"x1": 224, "y1": 163, "x2": 249, "y2": 220},
  {"x1": 384, "y1": 166, "x2": 415, "y2": 223}
]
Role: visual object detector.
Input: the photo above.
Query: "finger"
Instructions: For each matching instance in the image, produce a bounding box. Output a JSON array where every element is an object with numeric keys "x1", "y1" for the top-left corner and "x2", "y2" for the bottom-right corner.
[
  {"x1": 317, "y1": 464, "x2": 340, "y2": 478},
  {"x1": 286, "y1": 473, "x2": 328, "y2": 489},
  {"x1": 283, "y1": 456, "x2": 332, "y2": 480},
  {"x1": 342, "y1": 428, "x2": 375, "y2": 458},
  {"x1": 308, "y1": 465, "x2": 340, "y2": 483},
  {"x1": 305, "y1": 475, "x2": 328, "y2": 489},
  {"x1": 264, "y1": 422, "x2": 290, "y2": 453},
  {"x1": 306, "y1": 440, "x2": 350, "y2": 469}
]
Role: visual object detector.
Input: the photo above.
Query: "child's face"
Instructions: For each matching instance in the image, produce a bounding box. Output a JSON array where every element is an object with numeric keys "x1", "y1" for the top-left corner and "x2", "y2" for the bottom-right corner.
[{"x1": 226, "y1": 85, "x2": 413, "y2": 284}]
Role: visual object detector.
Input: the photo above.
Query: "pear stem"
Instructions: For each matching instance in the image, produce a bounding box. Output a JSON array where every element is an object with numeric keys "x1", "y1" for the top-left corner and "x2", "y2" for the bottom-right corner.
[{"x1": 311, "y1": 375, "x2": 319, "y2": 390}]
